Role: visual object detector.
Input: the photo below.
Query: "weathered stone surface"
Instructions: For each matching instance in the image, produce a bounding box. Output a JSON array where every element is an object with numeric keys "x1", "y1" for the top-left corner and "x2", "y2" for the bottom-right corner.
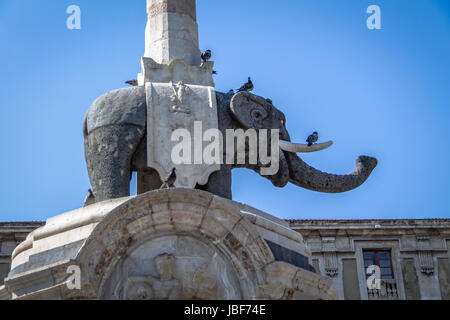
[
  {"x1": 84, "y1": 87, "x2": 377, "y2": 203},
  {"x1": 342, "y1": 259, "x2": 361, "y2": 300},
  {"x1": 102, "y1": 236, "x2": 241, "y2": 299},
  {"x1": 0, "y1": 285, "x2": 11, "y2": 300},
  {"x1": 0, "y1": 264, "x2": 9, "y2": 286},
  {"x1": 146, "y1": 81, "x2": 219, "y2": 188},
  {"x1": 138, "y1": 58, "x2": 214, "y2": 87},
  {"x1": 2, "y1": 189, "x2": 336, "y2": 300},
  {"x1": 85, "y1": 86, "x2": 146, "y2": 134},
  {"x1": 261, "y1": 262, "x2": 336, "y2": 300},
  {"x1": 438, "y1": 258, "x2": 450, "y2": 300},
  {"x1": 402, "y1": 258, "x2": 421, "y2": 300},
  {"x1": 144, "y1": 0, "x2": 201, "y2": 66},
  {"x1": 290, "y1": 219, "x2": 450, "y2": 300}
]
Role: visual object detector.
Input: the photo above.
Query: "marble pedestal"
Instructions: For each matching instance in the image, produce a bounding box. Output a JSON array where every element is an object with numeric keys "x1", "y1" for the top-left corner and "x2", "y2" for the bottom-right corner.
[{"x1": 0, "y1": 189, "x2": 337, "y2": 300}]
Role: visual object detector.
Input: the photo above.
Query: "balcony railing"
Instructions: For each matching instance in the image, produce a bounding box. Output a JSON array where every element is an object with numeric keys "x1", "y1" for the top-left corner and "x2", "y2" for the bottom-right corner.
[{"x1": 367, "y1": 279, "x2": 399, "y2": 300}]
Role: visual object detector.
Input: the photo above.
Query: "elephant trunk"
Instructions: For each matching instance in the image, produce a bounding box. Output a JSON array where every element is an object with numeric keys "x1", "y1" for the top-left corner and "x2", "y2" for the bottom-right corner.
[{"x1": 286, "y1": 152, "x2": 378, "y2": 193}]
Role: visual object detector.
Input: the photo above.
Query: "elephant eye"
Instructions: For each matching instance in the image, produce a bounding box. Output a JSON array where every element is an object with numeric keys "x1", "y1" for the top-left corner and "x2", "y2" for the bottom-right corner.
[{"x1": 252, "y1": 110, "x2": 263, "y2": 119}]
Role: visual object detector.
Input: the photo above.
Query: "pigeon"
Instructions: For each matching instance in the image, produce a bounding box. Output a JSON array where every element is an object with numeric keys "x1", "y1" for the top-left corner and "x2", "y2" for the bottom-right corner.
[
  {"x1": 125, "y1": 80, "x2": 138, "y2": 86},
  {"x1": 201, "y1": 50, "x2": 212, "y2": 62},
  {"x1": 160, "y1": 168, "x2": 177, "y2": 189},
  {"x1": 227, "y1": 89, "x2": 235, "y2": 95},
  {"x1": 237, "y1": 77, "x2": 254, "y2": 92},
  {"x1": 83, "y1": 189, "x2": 95, "y2": 207},
  {"x1": 306, "y1": 132, "x2": 319, "y2": 146},
  {"x1": 212, "y1": 70, "x2": 218, "y2": 75}
]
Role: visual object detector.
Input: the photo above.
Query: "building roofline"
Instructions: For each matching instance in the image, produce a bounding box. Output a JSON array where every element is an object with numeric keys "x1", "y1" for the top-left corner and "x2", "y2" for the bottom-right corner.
[
  {"x1": 286, "y1": 218, "x2": 450, "y2": 223},
  {"x1": 287, "y1": 218, "x2": 450, "y2": 231},
  {"x1": 0, "y1": 222, "x2": 45, "y2": 225}
]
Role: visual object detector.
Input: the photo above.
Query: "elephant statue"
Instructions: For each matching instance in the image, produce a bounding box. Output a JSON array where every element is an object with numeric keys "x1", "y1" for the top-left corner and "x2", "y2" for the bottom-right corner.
[{"x1": 83, "y1": 86, "x2": 377, "y2": 203}]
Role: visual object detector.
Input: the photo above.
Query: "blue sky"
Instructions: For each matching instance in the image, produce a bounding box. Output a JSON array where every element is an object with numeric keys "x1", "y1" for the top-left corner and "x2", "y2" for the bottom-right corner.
[{"x1": 0, "y1": 0, "x2": 449, "y2": 222}]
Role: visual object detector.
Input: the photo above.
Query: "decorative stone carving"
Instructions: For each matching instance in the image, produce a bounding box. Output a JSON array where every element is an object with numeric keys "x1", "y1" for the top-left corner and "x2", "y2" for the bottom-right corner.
[
  {"x1": 124, "y1": 254, "x2": 181, "y2": 300},
  {"x1": 3, "y1": 189, "x2": 337, "y2": 300},
  {"x1": 418, "y1": 251, "x2": 434, "y2": 275},
  {"x1": 170, "y1": 81, "x2": 191, "y2": 114},
  {"x1": 321, "y1": 237, "x2": 338, "y2": 277},
  {"x1": 323, "y1": 252, "x2": 338, "y2": 277},
  {"x1": 417, "y1": 236, "x2": 434, "y2": 275},
  {"x1": 146, "y1": 81, "x2": 220, "y2": 188},
  {"x1": 103, "y1": 235, "x2": 240, "y2": 300},
  {"x1": 138, "y1": 58, "x2": 215, "y2": 87}
]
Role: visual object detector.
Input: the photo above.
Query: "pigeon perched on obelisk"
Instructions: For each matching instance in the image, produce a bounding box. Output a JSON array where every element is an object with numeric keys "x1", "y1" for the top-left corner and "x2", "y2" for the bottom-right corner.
[
  {"x1": 83, "y1": 189, "x2": 95, "y2": 207},
  {"x1": 160, "y1": 168, "x2": 177, "y2": 189},
  {"x1": 237, "y1": 77, "x2": 254, "y2": 92},
  {"x1": 201, "y1": 49, "x2": 212, "y2": 62},
  {"x1": 306, "y1": 132, "x2": 319, "y2": 147}
]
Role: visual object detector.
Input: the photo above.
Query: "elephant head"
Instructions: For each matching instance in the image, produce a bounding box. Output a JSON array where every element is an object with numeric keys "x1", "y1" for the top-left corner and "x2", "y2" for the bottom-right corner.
[{"x1": 220, "y1": 91, "x2": 377, "y2": 194}]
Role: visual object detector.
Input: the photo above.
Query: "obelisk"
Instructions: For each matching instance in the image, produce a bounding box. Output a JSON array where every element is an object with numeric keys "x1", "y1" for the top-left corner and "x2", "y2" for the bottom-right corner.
[
  {"x1": 144, "y1": 0, "x2": 201, "y2": 66},
  {"x1": 137, "y1": 0, "x2": 219, "y2": 192}
]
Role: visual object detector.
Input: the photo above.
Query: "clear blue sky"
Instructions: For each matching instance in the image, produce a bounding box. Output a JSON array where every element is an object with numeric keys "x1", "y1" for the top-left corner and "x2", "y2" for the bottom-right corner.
[{"x1": 0, "y1": 0, "x2": 449, "y2": 222}]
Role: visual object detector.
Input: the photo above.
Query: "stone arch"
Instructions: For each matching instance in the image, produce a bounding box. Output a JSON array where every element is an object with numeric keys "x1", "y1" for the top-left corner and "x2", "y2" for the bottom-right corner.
[{"x1": 74, "y1": 188, "x2": 275, "y2": 299}]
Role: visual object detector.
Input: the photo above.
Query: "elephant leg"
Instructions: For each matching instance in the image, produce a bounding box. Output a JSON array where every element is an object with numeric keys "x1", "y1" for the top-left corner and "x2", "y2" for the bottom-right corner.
[
  {"x1": 197, "y1": 165, "x2": 232, "y2": 199},
  {"x1": 85, "y1": 124, "x2": 145, "y2": 202}
]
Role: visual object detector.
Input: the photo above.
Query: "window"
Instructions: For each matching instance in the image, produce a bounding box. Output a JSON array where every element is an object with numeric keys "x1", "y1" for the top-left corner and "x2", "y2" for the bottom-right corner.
[{"x1": 363, "y1": 250, "x2": 394, "y2": 279}]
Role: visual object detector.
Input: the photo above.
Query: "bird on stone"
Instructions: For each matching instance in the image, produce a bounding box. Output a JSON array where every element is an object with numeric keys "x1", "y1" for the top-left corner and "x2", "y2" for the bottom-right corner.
[
  {"x1": 83, "y1": 189, "x2": 95, "y2": 207},
  {"x1": 201, "y1": 50, "x2": 212, "y2": 62},
  {"x1": 306, "y1": 132, "x2": 319, "y2": 147},
  {"x1": 227, "y1": 89, "x2": 235, "y2": 95},
  {"x1": 160, "y1": 168, "x2": 177, "y2": 189},
  {"x1": 212, "y1": 70, "x2": 218, "y2": 75},
  {"x1": 237, "y1": 77, "x2": 254, "y2": 92},
  {"x1": 125, "y1": 80, "x2": 138, "y2": 86}
]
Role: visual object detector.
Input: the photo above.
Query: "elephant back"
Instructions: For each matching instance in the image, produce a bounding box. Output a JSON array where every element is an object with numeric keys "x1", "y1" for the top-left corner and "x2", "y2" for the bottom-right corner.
[{"x1": 85, "y1": 86, "x2": 147, "y2": 134}]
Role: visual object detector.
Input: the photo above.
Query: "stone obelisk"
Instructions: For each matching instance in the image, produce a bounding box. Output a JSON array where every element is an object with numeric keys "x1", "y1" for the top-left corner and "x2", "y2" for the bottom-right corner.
[
  {"x1": 144, "y1": 0, "x2": 201, "y2": 66},
  {"x1": 138, "y1": 0, "x2": 219, "y2": 191}
]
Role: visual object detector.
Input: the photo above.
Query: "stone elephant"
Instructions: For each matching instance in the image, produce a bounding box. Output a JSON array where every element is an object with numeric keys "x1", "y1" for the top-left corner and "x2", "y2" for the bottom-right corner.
[{"x1": 83, "y1": 87, "x2": 377, "y2": 203}]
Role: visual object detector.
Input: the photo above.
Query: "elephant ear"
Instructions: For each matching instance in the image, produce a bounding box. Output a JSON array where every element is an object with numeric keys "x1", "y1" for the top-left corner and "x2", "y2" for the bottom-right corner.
[{"x1": 230, "y1": 92, "x2": 270, "y2": 129}]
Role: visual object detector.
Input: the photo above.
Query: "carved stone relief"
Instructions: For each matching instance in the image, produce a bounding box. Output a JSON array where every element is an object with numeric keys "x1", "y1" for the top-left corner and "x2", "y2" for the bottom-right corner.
[{"x1": 101, "y1": 235, "x2": 241, "y2": 300}]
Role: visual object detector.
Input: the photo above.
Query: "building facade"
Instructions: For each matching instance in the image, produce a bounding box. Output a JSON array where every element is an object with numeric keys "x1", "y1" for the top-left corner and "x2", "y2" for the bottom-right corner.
[
  {"x1": 1, "y1": 219, "x2": 449, "y2": 300},
  {"x1": 0, "y1": 222, "x2": 44, "y2": 286},
  {"x1": 289, "y1": 219, "x2": 450, "y2": 300}
]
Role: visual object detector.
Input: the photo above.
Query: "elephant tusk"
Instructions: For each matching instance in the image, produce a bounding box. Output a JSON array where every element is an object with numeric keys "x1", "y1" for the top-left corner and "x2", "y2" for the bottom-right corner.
[{"x1": 279, "y1": 140, "x2": 333, "y2": 153}]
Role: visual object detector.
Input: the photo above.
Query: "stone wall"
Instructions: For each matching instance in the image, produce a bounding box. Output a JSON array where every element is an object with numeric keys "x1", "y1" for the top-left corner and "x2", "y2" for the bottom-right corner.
[
  {"x1": 0, "y1": 190, "x2": 336, "y2": 300},
  {"x1": 2, "y1": 219, "x2": 449, "y2": 300},
  {"x1": 289, "y1": 219, "x2": 450, "y2": 300},
  {"x1": 0, "y1": 223, "x2": 43, "y2": 285}
]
